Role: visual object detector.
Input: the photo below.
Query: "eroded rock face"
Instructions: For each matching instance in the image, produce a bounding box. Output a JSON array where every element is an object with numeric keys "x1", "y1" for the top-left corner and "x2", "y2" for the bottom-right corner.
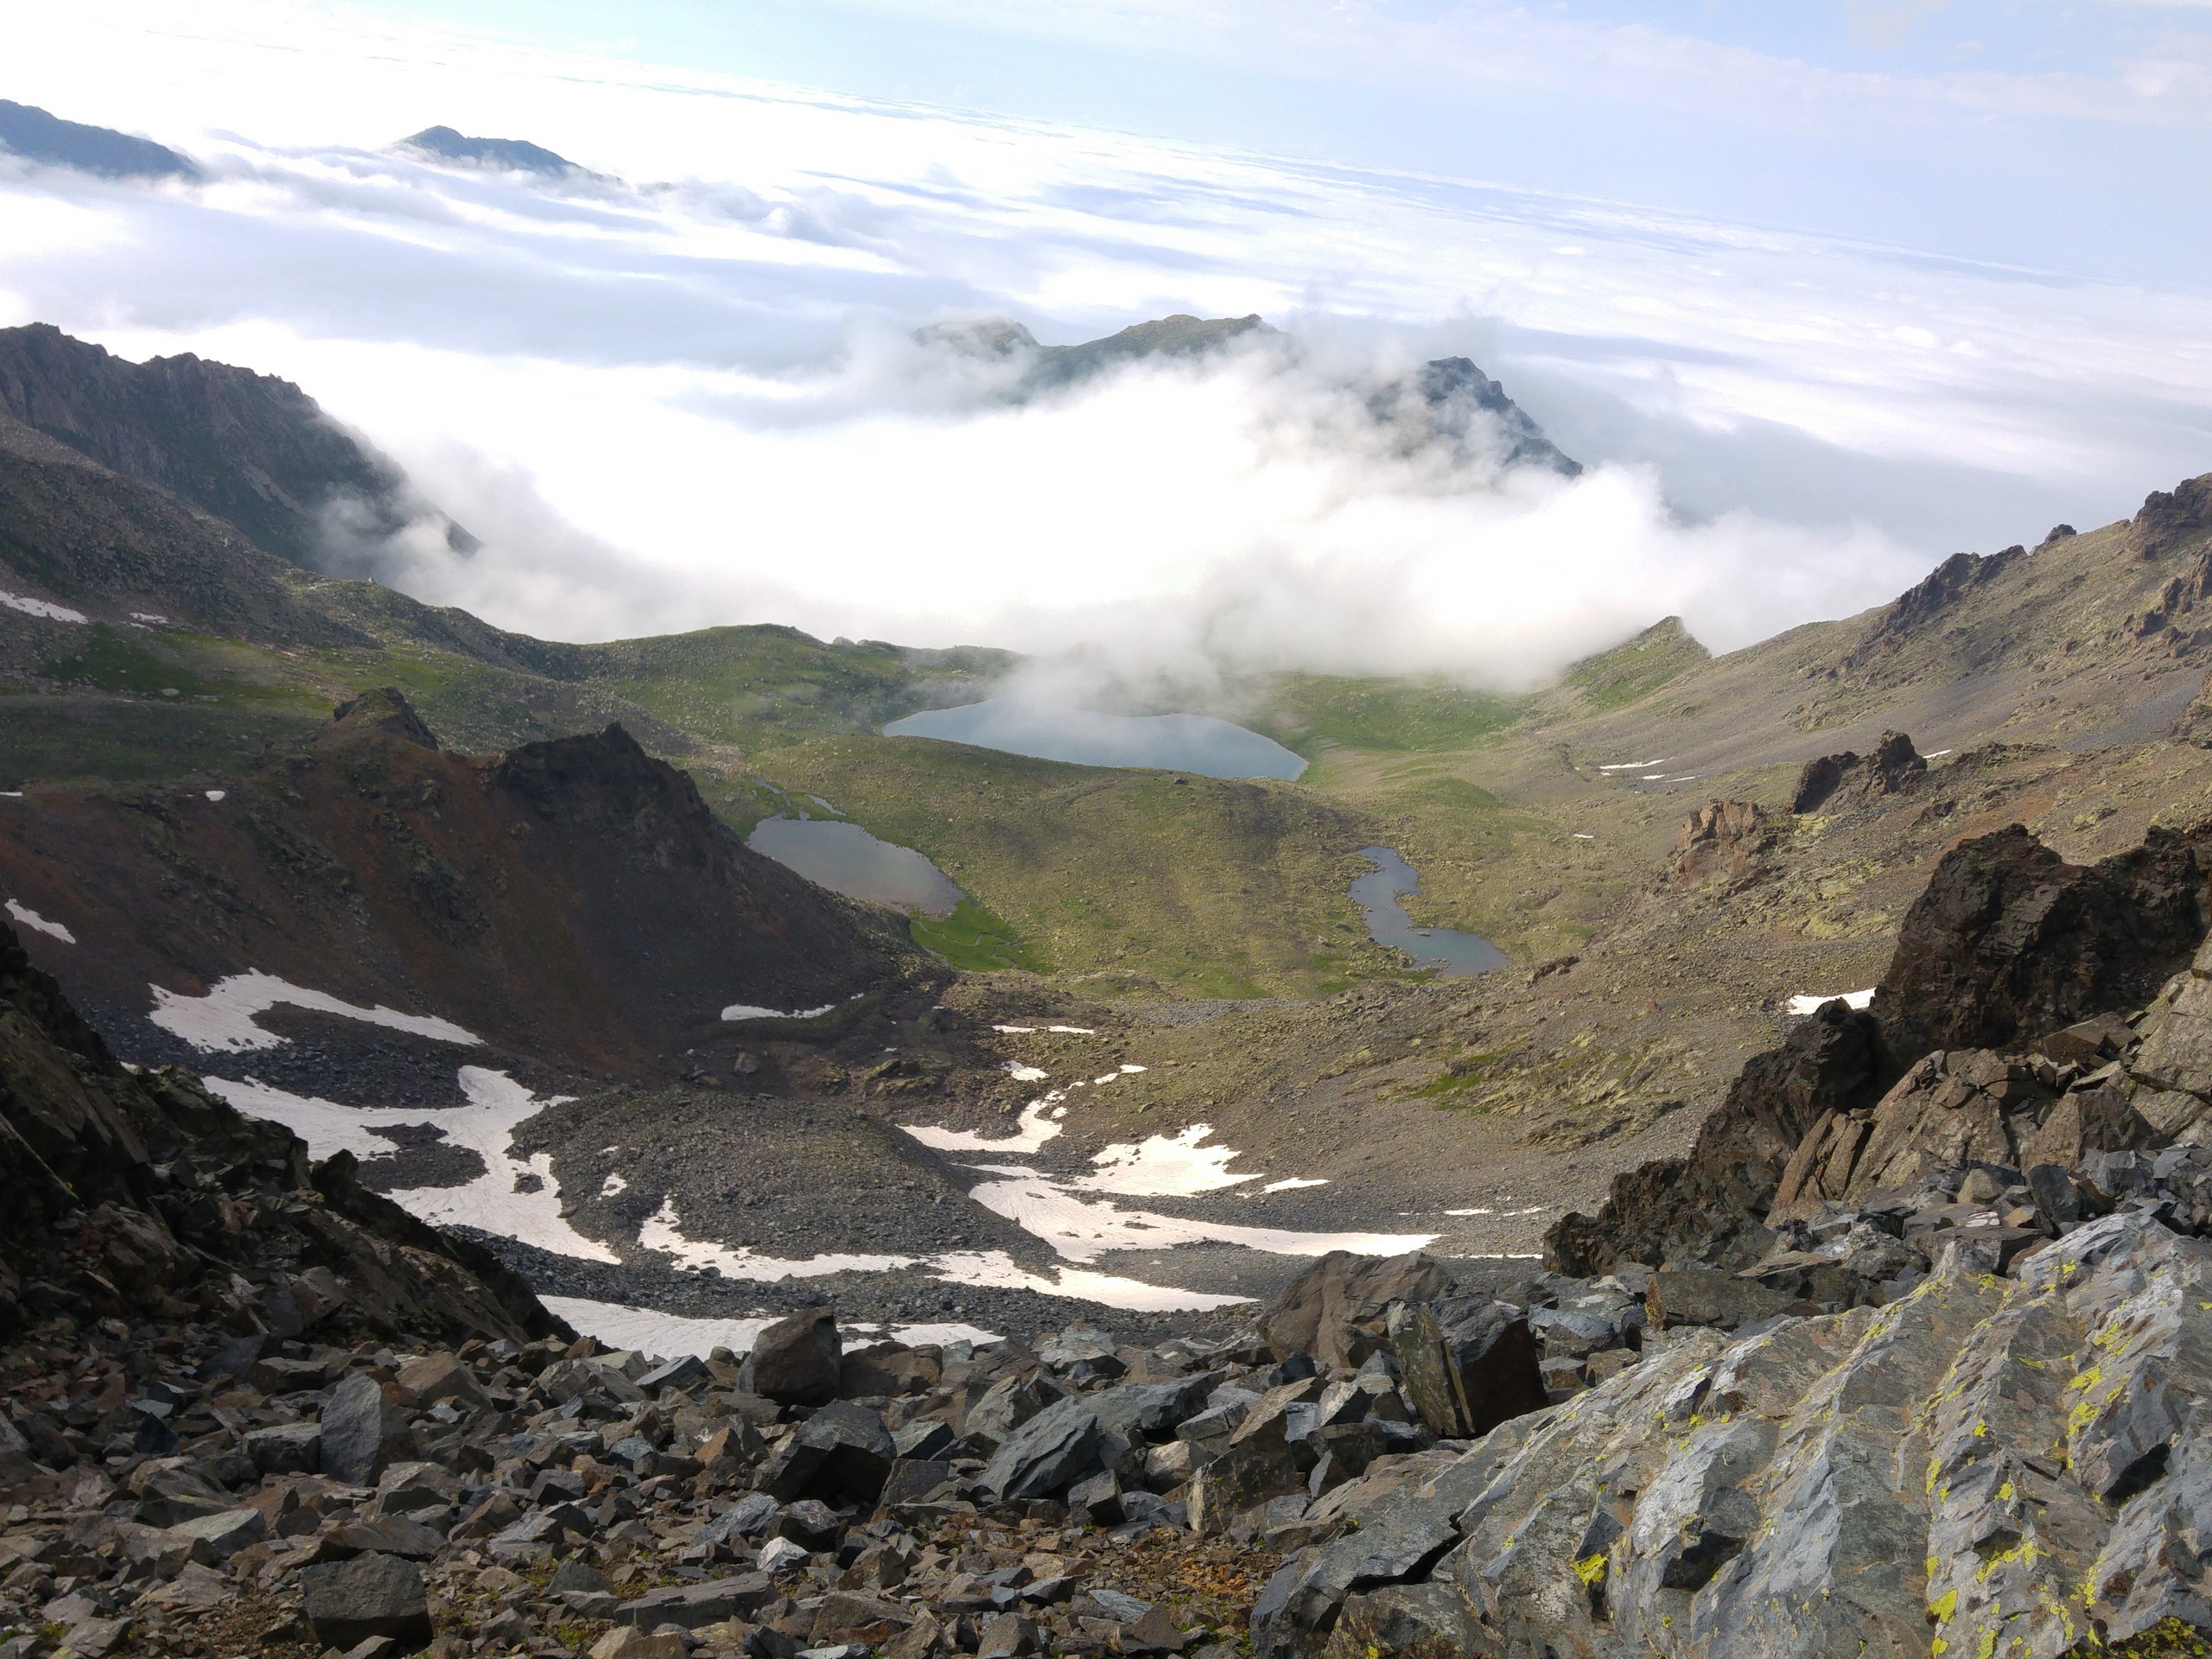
[
  {"x1": 1874, "y1": 821, "x2": 2212, "y2": 1059},
  {"x1": 1258, "y1": 1212, "x2": 2212, "y2": 1659},
  {"x1": 1668, "y1": 802, "x2": 1768, "y2": 887},
  {"x1": 1789, "y1": 730, "x2": 1927, "y2": 814}
]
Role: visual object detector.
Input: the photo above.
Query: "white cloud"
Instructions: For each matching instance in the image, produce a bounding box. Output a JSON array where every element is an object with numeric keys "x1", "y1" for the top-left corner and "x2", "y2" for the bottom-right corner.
[{"x1": 0, "y1": 0, "x2": 2206, "y2": 689}]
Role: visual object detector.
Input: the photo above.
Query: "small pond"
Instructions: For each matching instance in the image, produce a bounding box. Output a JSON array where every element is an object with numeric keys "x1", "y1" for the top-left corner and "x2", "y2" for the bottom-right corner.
[
  {"x1": 884, "y1": 698, "x2": 1306, "y2": 780},
  {"x1": 747, "y1": 817, "x2": 963, "y2": 918},
  {"x1": 1351, "y1": 846, "x2": 1510, "y2": 975}
]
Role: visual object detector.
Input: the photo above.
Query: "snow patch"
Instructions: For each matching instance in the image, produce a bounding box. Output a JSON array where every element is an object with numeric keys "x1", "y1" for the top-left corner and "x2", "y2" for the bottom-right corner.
[
  {"x1": 542, "y1": 1297, "x2": 776, "y2": 1361},
  {"x1": 1262, "y1": 1178, "x2": 1329, "y2": 1192},
  {"x1": 721, "y1": 1001, "x2": 836, "y2": 1022},
  {"x1": 902, "y1": 1098, "x2": 1063, "y2": 1154},
  {"x1": 1597, "y1": 759, "x2": 1669, "y2": 771},
  {"x1": 933, "y1": 1249, "x2": 1249, "y2": 1312},
  {"x1": 601, "y1": 1173, "x2": 626, "y2": 1198},
  {"x1": 1004, "y1": 1061, "x2": 1048, "y2": 1083},
  {"x1": 0, "y1": 591, "x2": 86, "y2": 623},
  {"x1": 5, "y1": 899, "x2": 73, "y2": 944},
  {"x1": 149, "y1": 969, "x2": 481, "y2": 1052},
  {"x1": 130, "y1": 613, "x2": 168, "y2": 625},
  {"x1": 204, "y1": 790, "x2": 226, "y2": 803},
  {"x1": 1076, "y1": 1124, "x2": 1255, "y2": 1197},
  {"x1": 1785, "y1": 988, "x2": 1876, "y2": 1016},
  {"x1": 641, "y1": 1198, "x2": 919, "y2": 1278},
  {"x1": 209, "y1": 1067, "x2": 613, "y2": 1263},
  {"x1": 542, "y1": 1297, "x2": 1001, "y2": 1358},
  {"x1": 962, "y1": 1170, "x2": 1438, "y2": 1264}
]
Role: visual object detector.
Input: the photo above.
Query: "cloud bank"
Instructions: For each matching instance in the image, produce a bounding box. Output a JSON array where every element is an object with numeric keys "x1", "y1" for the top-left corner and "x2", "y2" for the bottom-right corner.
[{"x1": 0, "y1": 0, "x2": 2206, "y2": 691}]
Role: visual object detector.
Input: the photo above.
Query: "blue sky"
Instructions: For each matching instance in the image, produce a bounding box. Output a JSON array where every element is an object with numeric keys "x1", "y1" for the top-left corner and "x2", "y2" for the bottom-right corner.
[
  {"x1": 359, "y1": 0, "x2": 2212, "y2": 280},
  {"x1": 0, "y1": 1, "x2": 2208, "y2": 681}
]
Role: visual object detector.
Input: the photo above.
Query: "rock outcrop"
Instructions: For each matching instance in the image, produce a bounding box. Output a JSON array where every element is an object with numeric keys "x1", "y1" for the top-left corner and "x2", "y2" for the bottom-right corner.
[
  {"x1": 1667, "y1": 801, "x2": 1768, "y2": 887},
  {"x1": 1255, "y1": 1211, "x2": 2212, "y2": 1659},
  {"x1": 1549, "y1": 818, "x2": 2212, "y2": 1277},
  {"x1": 1788, "y1": 729, "x2": 1926, "y2": 813},
  {"x1": 1545, "y1": 1000, "x2": 1882, "y2": 1275},
  {"x1": 1873, "y1": 820, "x2": 2212, "y2": 1058}
]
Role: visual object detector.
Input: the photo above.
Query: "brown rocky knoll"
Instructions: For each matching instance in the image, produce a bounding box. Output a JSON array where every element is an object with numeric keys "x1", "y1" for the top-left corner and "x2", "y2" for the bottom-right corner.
[{"x1": 0, "y1": 690, "x2": 912, "y2": 1078}]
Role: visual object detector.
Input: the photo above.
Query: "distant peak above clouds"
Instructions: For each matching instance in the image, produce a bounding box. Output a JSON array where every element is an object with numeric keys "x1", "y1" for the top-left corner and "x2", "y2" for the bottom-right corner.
[
  {"x1": 394, "y1": 124, "x2": 584, "y2": 178},
  {"x1": 925, "y1": 311, "x2": 1580, "y2": 478},
  {"x1": 0, "y1": 99, "x2": 194, "y2": 180}
]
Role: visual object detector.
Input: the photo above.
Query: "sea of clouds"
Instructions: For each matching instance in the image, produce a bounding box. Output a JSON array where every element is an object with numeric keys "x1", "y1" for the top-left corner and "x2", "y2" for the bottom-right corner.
[{"x1": 3, "y1": 0, "x2": 2209, "y2": 692}]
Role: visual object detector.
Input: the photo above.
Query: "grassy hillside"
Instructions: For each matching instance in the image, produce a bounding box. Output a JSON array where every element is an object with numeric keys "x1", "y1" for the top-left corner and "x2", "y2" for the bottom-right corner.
[{"x1": 734, "y1": 735, "x2": 1415, "y2": 998}]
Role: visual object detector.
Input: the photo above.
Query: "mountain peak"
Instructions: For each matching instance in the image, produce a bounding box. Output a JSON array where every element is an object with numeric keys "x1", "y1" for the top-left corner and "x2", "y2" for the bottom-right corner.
[
  {"x1": 0, "y1": 100, "x2": 194, "y2": 181},
  {"x1": 396, "y1": 125, "x2": 582, "y2": 177}
]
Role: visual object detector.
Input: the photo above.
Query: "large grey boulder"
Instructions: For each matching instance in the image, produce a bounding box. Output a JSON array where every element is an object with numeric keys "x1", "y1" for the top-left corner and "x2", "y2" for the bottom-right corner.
[
  {"x1": 1260, "y1": 1250, "x2": 1454, "y2": 1369},
  {"x1": 1390, "y1": 1300, "x2": 1546, "y2": 1439},
  {"x1": 615, "y1": 1572, "x2": 776, "y2": 1630},
  {"x1": 758, "y1": 1401, "x2": 894, "y2": 1504},
  {"x1": 977, "y1": 1396, "x2": 1101, "y2": 1503},
  {"x1": 319, "y1": 1373, "x2": 415, "y2": 1488}
]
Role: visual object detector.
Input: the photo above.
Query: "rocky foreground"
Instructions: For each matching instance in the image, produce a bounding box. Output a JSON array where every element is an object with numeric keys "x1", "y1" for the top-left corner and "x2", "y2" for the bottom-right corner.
[{"x1": 8, "y1": 817, "x2": 2212, "y2": 1658}]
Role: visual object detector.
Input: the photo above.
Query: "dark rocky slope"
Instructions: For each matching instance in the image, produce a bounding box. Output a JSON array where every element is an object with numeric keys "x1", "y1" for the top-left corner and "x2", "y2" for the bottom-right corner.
[
  {"x1": 0, "y1": 410, "x2": 373, "y2": 648},
  {"x1": 0, "y1": 690, "x2": 912, "y2": 1077},
  {"x1": 0, "y1": 324, "x2": 471, "y2": 575},
  {"x1": 0, "y1": 915, "x2": 557, "y2": 1347}
]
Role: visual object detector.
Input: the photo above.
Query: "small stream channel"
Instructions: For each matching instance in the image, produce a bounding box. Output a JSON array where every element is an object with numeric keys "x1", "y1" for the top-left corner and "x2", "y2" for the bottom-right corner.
[{"x1": 1351, "y1": 846, "x2": 1510, "y2": 974}]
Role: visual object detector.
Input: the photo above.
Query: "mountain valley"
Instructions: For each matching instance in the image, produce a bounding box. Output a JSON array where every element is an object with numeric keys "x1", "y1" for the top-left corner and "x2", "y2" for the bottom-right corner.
[{"x1": 3, "y1": 318, "x2": 2212, "y2": 1656}]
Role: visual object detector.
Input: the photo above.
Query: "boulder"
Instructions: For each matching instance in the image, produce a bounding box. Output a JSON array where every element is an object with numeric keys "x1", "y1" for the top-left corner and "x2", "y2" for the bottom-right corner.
[
  {"x1": 960, "y1": 1370, "x2": 1065, "y2": 1452},
  {"x1": 1090, "y1": 1373, "x2": 1220, "y2": 1441},
  {"x1": 244, "y1": 1421, "x2": 320, "y2": 1477},
  {"x1": 1877, "y1": 821, "x2": 2212, "y2": 1059},
  {"x1": 162, "y1": 1507, "x2": 267, "y2": 1564},
  {"x1": 320, "y1": 1373, "x2": 416, "y2": 1488},
  {"x1": 1669, "y1": 800, "x2": 1769, "y2": 887},
  {"x1": 976, "y1": 1397, "x2": 1100, "y2": 1503},
  {"x1": 2018, "y1": 1084, "x2": 2165, "y2": 1170},
  {"x1": 394, "y1": 1351, "x2": 483, "y2": 1409},
  {"x1": 759, "y1": 1401, "x2": 894, "y2": 1504},
  {"x1": 1186, "y1": 1431, "x2": 1300, "y2": 1535},
  {"x1": 614, "y1": 1573, "x2": 776, "y2": 1630},
  {"x1": 299, "y1": 1553, "x2": 432, "y2": 1653},
  {"x1": 1389, "y1": 1300, "x2": 1546, "y2": 1440},
  {"x1": 838, "y1": 1343, "x2": 933, "y2": 1400},
  {"x1": 1645, "y1": 1268, "x2": 1795, "y2": 1331},
  {"x1": 1259, "y1": 1251, "x2": 1454, "y2": 1369},
  {"x1": 739, "y1": 1308, "x2": 841, "y2": 1407}
]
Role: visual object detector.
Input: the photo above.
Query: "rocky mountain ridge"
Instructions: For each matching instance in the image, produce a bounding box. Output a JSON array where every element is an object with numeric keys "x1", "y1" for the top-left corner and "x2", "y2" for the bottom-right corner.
[{"x1": 0, "y1": 324, "x2": 474, "y2": 578}]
